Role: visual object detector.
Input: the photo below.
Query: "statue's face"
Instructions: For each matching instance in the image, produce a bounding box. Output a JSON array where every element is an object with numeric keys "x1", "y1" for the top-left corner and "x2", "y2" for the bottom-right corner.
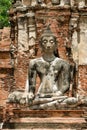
[{"x1": 41, "y1": 36, "x2": 56, "y2": 52}]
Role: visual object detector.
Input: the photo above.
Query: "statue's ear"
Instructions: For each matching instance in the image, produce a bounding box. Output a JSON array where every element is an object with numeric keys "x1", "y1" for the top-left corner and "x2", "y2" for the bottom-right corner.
[
  {"x1": 55, "y1": 41, "x2": 58, "y2": 49},
  {"x1": 39, "y1": 39, "x2": 42, "y2": 48},
  {"x1": 39, "y1": 37, "x2": 43, "y2": 48}
]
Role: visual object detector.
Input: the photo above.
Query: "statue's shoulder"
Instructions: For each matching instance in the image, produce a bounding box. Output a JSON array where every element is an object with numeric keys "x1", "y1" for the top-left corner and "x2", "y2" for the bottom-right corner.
[
  {"x1": 29, "y1": 57, "x2": 42, "y2": 66},
  {"x1": 55, "y1": 57, "x2": 70, "y2": 66},
  {"x1": 54, "y1": 57, "x2": 65, "y2": 63}
]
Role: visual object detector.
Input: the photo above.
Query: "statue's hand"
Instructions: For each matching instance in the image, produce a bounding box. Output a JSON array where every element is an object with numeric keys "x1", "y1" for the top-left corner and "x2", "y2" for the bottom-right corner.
[
  {"x1": 28, "y1": 92, "x2": 35, "y2": 100},
  {"x1": 20, "y1": 92, "x2": 29, "y2": 104},
  {"x1": 20, "y1": 92, "x2": 34, "y2": 105}
]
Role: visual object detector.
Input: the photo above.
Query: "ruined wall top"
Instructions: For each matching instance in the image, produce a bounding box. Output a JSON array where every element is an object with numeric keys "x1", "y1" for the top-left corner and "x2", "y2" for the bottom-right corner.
[{"x1": 12, "y1": 0, "x2": 87, "y2": 9}]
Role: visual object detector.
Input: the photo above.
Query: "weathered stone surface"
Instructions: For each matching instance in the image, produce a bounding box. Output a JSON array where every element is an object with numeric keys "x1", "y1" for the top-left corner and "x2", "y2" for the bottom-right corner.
[
  {"x1": 79, "y1": 16, "x2": 87, "y2": 65},
  {"x1": 18, "y1": 16, "x2": 28, "y2": 52},
  {"x1": 9, "y1": 117, "x2": 86, "y2": 123},
  {"x1": 3, "y1": 116, "x2": 87, "y2": 129},
  {"x1": 18, "y1": 30, "x2": 28, "y2": 52}
]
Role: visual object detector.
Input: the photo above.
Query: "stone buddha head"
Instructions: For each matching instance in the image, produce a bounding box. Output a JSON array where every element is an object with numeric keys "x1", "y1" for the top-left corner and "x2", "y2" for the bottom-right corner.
[{"x1": 39, "y1": 25, "x2": 58, "y2": 54}]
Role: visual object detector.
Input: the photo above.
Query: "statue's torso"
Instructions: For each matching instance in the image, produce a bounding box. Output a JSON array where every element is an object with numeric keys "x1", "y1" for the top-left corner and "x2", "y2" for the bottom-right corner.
[{"x1": 31, "y1": 57, "x2": 66, "y2": 96}]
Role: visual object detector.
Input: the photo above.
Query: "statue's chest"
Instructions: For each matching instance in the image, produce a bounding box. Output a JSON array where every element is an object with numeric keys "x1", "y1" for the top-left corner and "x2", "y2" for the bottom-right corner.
[{"x1": 36, "y1": 61, "x2": 61, "y2": 76}]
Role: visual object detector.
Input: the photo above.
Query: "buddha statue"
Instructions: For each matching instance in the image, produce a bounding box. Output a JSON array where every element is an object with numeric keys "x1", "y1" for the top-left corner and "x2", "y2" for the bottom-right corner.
[
  {"x1": 29, "y1": 27, "x2": 69, "y2": 97},
  {"x1": 26, "y1": 26, "x2": 78, "y2": 109}
]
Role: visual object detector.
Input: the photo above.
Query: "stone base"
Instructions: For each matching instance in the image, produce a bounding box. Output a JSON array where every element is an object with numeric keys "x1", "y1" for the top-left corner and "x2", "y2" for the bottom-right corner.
[
  {"x1": 12, "y1": 109, "x2": 84, "y2": 117},
  {"x1": 3, "y1": 117, "x2": 87, "y2": 129},
  {"x1": 2, "y1": 109, "x2": 87, "y2": 129}
]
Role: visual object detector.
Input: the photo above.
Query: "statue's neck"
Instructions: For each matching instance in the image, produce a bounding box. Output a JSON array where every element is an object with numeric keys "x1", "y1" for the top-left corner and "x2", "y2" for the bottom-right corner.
[{"x1": 42, "y1": 53, "x2": 56, "y2": 62}]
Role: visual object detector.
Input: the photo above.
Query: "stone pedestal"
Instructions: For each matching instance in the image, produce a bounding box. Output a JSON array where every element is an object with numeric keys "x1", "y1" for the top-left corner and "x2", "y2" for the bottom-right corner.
[{"x1": 3, "y1": 109, "x2": 87, "y2": 129}]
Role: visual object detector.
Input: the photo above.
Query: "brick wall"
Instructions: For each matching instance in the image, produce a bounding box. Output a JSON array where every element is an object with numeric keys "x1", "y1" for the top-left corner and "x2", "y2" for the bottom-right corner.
[
  {"x1": 0, "y1": 27, "x2": 14, "y2": 105},
  {"x1": 78, "y1": 65, "x2": 87, "y2": 92}
]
